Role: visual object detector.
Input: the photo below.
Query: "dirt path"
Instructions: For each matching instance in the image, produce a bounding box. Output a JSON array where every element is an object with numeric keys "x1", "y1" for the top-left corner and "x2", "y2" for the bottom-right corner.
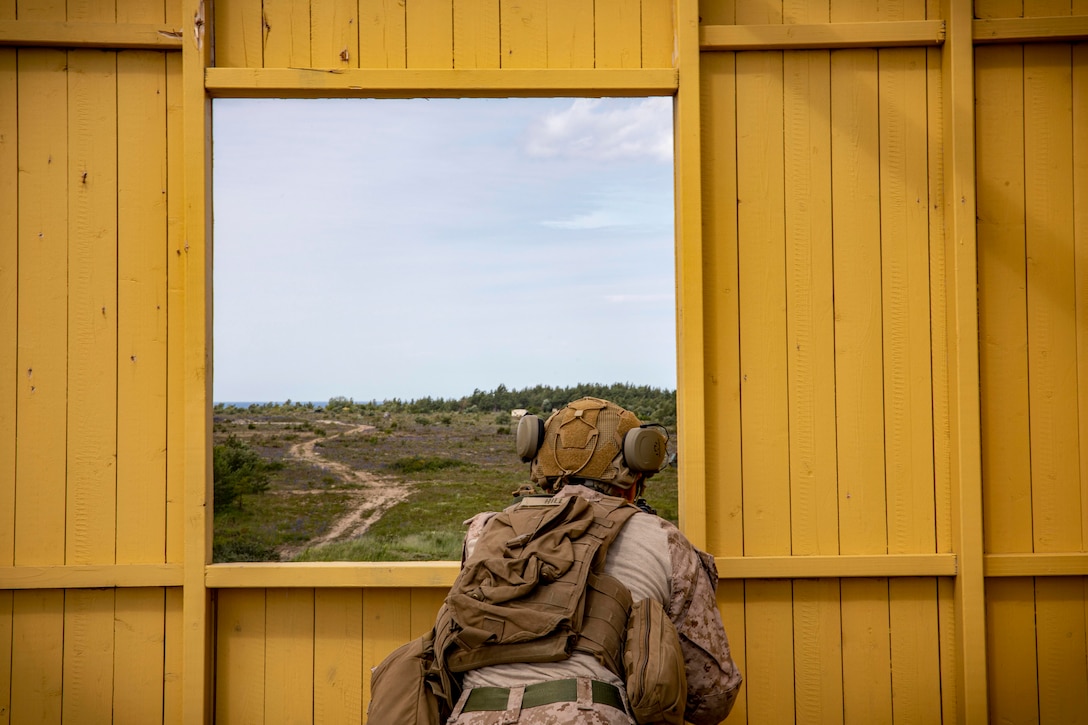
[{"x1": 276, "y1": 423, "x2": 412, "y2": 559}]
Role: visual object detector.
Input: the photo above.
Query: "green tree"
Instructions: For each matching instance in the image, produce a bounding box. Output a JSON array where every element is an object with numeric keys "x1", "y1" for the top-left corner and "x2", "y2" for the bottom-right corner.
[{"x1": 213, "y1": 435, "x2": 278, "y2": 510}]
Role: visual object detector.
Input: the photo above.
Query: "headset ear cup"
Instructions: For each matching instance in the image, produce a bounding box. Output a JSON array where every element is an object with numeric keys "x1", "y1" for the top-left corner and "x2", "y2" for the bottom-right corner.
[
  {"x1": 516, "y1": 414, "x2": 545, "y2": 463},
  {"x1": 623, "y1": 427, "x2": 667, "y2": 473}
]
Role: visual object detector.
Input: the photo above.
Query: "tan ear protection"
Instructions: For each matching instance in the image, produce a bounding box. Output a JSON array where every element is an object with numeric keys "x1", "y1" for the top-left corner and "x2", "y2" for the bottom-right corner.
[{"x1": 515, "y1": 412, "x2": 667, "y2": 473}]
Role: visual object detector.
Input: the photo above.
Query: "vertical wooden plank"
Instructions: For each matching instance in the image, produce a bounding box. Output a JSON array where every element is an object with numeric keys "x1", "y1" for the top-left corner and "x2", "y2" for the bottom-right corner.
[
  {"x1": 406, "y1": 0, "x2": 453, "y2": 69},
  {"x1": 936, "y1": 577, "x2": 959, "y2": 723},
  {"x1": 700, "y1": 50, "x2": 741, "y2": 556},
  {"x1": 1076, "y1": 36, "x2": 1088, "y2": 564},
  {"x1": 641, "y1": 0, "x2": 672, "y2": 68},
  {"x1": 0, "y1": 47, "x2": 16, "y2": 574},
  {"x1": 737, "y1": 48, "x2": 791, "y2": 558},
  {"x1": 717, "y1": 582, "x2": 747, "y2": 724},
  {"x1": 792, "y1": 579, "x2": 844, "y2": 725},
  {"x1": 744, "y1": 581, "x2": 795, "y2": 723},
  {"x1": 166, "y1": 50, "x2": 184, "y2": 565},
  {"x1": 113, "y1": 589, "x2": 166, "y2": 723},
  {"x1": 0, "y1": 591, "x2": 11, "y2": 725},
  {"x1": 1036, "y1": 577, "x2": 1088, "y2": 722},
  {"x1": 163, "y1": 587, "x2": 183, "y2": 725},
  {"x1": 784, "y1": 47, "x2": 837, "y2": 557},
  {"x1": 62, "y1": 589, "x2": 115, "y2": 724},
  {"x1": 265, "y1": 588, "x2": 315, "y2": 724},
  {"x1": 263, "y1": 0, "x2": 312, "y2": 67},
  {"x1": 15, "y1": 48, "x2": 68, "y2": 568},
  {"x1": 314, "y1": 589, "x2": 364, "y2": 724},
  {"x1": 410, "y1": 588, "x2": 446, "y2": 639},
  {"x1": 1025, "y1": 44, "x2": 1078, "y2": 553},
  {"x1": 16, "y1": 0, "x2": 65, "y2": 19},
  {"x1": 361, "y1": 589, "x2": 412, "y2": 716},
  {"x1": 66, "y1": 48, "x2": 118, "y2": 567},
  {"x1": 453, "y1": 0, "x2": 500, "y2": 69},
  {"x1": 830, "y1": 46, "x2": 885, "y2": 557},
  {"x1": 594, "y1": 0, "x2": 640, "y2": 69},
  {"x1": 213, "y1": 0, "x2": 264, "y2": 68},
  {"x1": 10, "y1": 590, "x2": 64, "y2": 724},
  {"x1": 840, "y1": 580, "x2": 893, "y2": 725},
  {"x1": 546, "y1": 0, "x2": 593, "y2": 69},
  {"x1": 311, "y1": 0, "x2": 358, "y2": 69},
  {"x1": 359, "y1": 0, "x2": 407, "y2": 69},
  {"x1": 216, "y1": 590, "x2": 267, "y2": 723},
  {"x1": 499, "y1": 0, "x2": 546, "y2": 69},
  {"x1": 888, "y1": 579, "x2": 942, "y2": 724},
  {"x1": 116, "y1": 50, "x2": 168, "y2": 566},
  {"x1": 66, "y1": 0, "x2": 115, "y2": 21},
  {"x1": 879, "y1": 47, "x2": 936, "y2": 556},
  {"x1": 985, "y1": 578, "x2": 1040, "y2": 724}
]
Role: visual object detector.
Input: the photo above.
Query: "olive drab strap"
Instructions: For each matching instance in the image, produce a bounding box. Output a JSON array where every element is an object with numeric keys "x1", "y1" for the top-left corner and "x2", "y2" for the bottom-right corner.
[{"x1": 436, "y1": 494, "x2": 639, "y2": 676}]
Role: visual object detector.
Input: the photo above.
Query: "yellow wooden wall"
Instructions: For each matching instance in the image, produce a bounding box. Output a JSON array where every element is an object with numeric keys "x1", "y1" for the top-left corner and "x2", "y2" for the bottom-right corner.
[{"x1": 0, "y1": 0, "x2": 1086, "y2": 723}]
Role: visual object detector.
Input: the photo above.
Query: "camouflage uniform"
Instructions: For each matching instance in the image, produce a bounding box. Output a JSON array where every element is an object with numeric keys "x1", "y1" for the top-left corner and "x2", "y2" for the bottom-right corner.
[{"x1": 449, "y1": 485, "x2": 743, "y2": 725}]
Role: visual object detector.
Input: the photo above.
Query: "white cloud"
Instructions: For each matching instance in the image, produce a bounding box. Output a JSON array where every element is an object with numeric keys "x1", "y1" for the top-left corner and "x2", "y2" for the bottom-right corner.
[{"x1": 525, "y1": 98, "x2": 673, "y2": 163}]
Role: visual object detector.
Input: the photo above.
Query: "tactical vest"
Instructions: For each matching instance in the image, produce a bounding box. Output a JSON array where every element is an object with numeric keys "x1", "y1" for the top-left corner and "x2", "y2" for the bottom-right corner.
[{"x1": 437, "y1": 494, "x2": 639, "y2": 676}]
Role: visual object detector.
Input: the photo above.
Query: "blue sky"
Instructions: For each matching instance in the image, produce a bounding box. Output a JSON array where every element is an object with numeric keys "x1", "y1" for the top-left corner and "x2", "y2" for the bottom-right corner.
[{"x1": 212, "y1": 96, "x2": 676, "y2": 403}]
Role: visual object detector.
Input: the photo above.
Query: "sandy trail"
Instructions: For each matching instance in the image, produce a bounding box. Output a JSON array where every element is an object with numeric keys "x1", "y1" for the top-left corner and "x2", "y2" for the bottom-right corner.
[{"x1": 276, "y1": 423, "x2": 411, "y2": 559}]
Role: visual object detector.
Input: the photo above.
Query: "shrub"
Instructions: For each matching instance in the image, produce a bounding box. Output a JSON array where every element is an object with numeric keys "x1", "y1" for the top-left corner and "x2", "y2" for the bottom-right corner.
[{"x1": 213, "y1": 435, "x2": 281, "y2": 510}]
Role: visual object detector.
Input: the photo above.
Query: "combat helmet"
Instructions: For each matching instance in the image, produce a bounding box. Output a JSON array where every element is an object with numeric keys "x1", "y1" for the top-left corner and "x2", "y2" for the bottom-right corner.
[{"x1": 516, "y1": 397, "x2": 667, "y2": 494}]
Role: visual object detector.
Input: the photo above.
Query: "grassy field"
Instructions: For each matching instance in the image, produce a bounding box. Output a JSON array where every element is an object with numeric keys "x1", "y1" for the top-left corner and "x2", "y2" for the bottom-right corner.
[{"x1": 212, "y1": 403, "x2": 679, "y2": 562}]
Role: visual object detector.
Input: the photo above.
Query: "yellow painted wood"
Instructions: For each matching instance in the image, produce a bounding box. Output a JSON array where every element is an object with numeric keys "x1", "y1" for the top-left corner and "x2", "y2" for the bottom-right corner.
[
  {"x1": 975, "y1": 15, "x2": 1088, "y2": 43},
  {"x1": 164, "y1": 587, "x2": 183, "y2": 725},
  {"x1": 879, "y1": 46, "x2": 936, "y2": 555},
  {"x1": 700, "y1": 20, "x2": 945, "y2": 50},
  {"x1": 736, "y1": 49, "x2": 790, "y2": 557},
  {"x1": 117, "y1": 49, "x2": 168, "y2": 565},
  {"x1": 262, "y1": 0, "x2": 310, "y2": 67},
  {"x1": 66, "y1": 48, "x2": 118, "y2": 567},
  {"x1": 716, "y1": 581, "x2": 747, "y2": 722},
  {"x1": 940, "y1": 0, "x2": 990, "y2": 717},
  {"x1": 888, "y1": 578, "x2": 942, "y2": 723},
  {"x1": 216, "y1": 589, "x2": 267, "y2": 723},
  {"x1": 986, "y1": 578, "x2": 1041, "y2": 724},
  {"x1": 206, "y1": 561, "x2": 460, "y2": 588},
  {"x1": 744, "y1": 581, "x2": 795, "y2": 721},
  {"x1": 182, "y1": 0, "x2": 214, "y2": 719},
  {"x1": 0, "y1": 564, "x2": 183, "y2": 588},
  {"x1": 595, "y1": 0, "x2": 640, "y2": 69},
  {"x1": 311, "y1": 0, "x2": 357, "y2": 68},
  {"x1": 641, "y1": 0, "x2": 672, "y2": 68},
  {"x1": 213, "y1": 0, "x2": 262, "y2": 67},
  {"x1": 15, "y1": 48, "x2": 68, "y2": 568},
  {"x1": 1078, "y1": 43, "x2": 1088, "y2": 560},
  {"x1": 314, "y1": 589, "x2": 364, "y2": 723},
  {"x1": 10, "y1": 589, "x2": 64, "y2": 723},
  {"x1": 936, "y1": 577, "x2": 958, "y2": 720},
  {"x1": 115, "y1": 0, "x2": 163, "y2": 23},
  {"x1": 499, "y1": 0, "x2": 546, "y2": 68},
  {"x1": 793, "y1": 579, "x2": 844, "y2": 725},
  {"x1": 166, "y1": 50, "x2": 184, "y2": 564},
  {"x1": 976, "y1": 43, "x2": 1033, "y2": 555},
  {"x1": 265, "y1": 588, "x2": 315, "y2": 723},
  {"x1": 784, "y1": 46, "x2": 837, "y2": 557},
  {"x1": 406, "y1": 0, "x2": 453, "y2": 69},
  {"x1": 926, "y1": 39, "x2": 953, "y2": 557},
  {"x1": 0, "y1": 20, "x2": 183, "y2": 48},
  {"x1": 1025, "y1": 43, "x2": 1079, "y2": 555},
  {"x1": 546, "y1": 0, "x2": 593, "y2": 69},
  {"x1": 359, "y1": 0, "x2": 407, "y2": 69},
  {"x1": 204, "y1": 66, "x2": 678, "y2": 97},
  {"x1": 61, "y1": 588, "x2": 115, "y2": 724},
  {"x1": 1036, "y1": 578, "x2": 1088, "y2": 722},
  {"x1": 840, "y1": 579, "x2": 893, "y2": 724},
  {"x1": 0, "y1": 47, "x2": 16, "y2": 571},
  {"x1": 697, "y1": 50, "x2": 740, "y2": 557},
  {"x1": 362, "y1": 589, "x2": 412, "y2": 717},
  {"x1": 673, "y1": 0, "x2": 708, "y2": 550},
  {"x1": 453, "y1": 0, "x2": 500, "y2": 69},
  {"x1": 410, "y1": 587, "x2": 447, "y2": 638},
  {"x1": 985, "y1": 552, "x2": 1088, "y2": 576},
  {"x1": 114, "y1": 588, "x2": 166, "y2": 722},
  {"x1": 831, "y1": 47, "x2": 885, "y2": 557},
  {"x1": 0, "y1": 591, "x2": 11, "y2": 725}
]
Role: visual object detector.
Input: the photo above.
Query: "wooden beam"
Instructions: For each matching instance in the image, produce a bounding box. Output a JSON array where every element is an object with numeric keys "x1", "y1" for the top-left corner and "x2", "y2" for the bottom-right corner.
[
  {"x1": 700, "y1": 20, "x2": 945, "y2": 51},
  {"x1": 204, "y1": 67, "x2": 679, "y2": 98},
  {"x1": 205, "y1": 562, "x2": 460, "y2": 589},
  {"x1": 0, "y1": 565, "x2": 183, "y2": 589},
  {"x1": 974, "y1": 16, "x2": 1088, "y2": 44},
  {"x1": 718, "y1": 554, "x2": 957, "y2": 579},
  {"x1": 984, "y1": 553, "x2": 1088, "y2": 577},
  {"x1": 0, "y1": 20, "x2": 183, "y2": 49}
]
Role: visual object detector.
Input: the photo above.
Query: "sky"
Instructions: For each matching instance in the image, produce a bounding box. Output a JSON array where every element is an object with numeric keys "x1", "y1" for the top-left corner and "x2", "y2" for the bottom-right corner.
[{"x1": 212, "y1": 96, "x2": 676, "y2": 403}]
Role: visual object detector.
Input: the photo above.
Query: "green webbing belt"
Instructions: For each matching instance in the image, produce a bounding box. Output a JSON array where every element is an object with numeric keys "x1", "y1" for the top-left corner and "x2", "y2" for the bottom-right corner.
[{"x1": 461, "y1": 678, "x2": 625, "y2": 713}]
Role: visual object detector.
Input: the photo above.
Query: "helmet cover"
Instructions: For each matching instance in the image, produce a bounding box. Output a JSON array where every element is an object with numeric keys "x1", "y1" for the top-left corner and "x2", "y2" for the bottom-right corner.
[{"x1": 530, "y1": 397, "x2": 645, "y2": 492}]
